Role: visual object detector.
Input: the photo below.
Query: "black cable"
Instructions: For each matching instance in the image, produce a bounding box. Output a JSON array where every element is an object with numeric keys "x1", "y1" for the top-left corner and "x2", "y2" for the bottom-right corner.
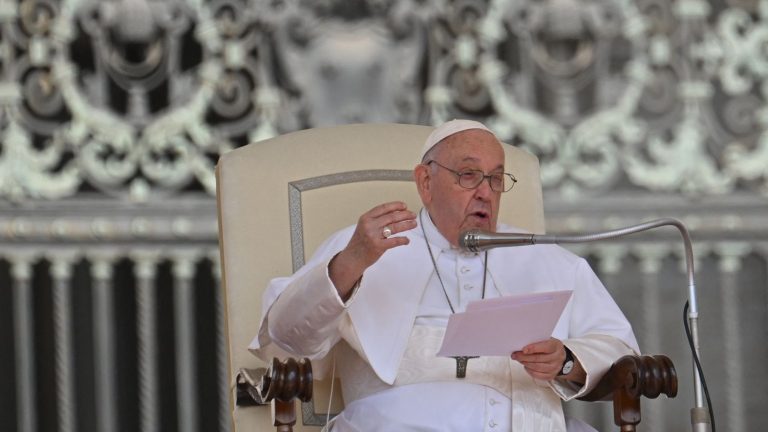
[{"x1": 683, "y1": 301, "x2": 716, "y2": 432}]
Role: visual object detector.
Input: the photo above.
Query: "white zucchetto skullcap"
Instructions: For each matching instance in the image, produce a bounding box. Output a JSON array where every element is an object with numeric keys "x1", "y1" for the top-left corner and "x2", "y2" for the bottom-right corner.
[{"x1": 420, "y1": 119, "x2": 496, "y2": 161}]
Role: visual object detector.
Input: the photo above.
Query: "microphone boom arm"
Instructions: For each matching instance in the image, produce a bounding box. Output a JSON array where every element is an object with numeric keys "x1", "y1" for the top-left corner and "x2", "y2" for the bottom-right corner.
[{"x1": 461, "y1": 218, "x2": 710, "y2": 431}]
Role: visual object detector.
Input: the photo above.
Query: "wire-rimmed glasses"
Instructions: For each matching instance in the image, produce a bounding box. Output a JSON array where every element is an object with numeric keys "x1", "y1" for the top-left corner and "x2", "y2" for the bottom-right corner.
[{"x1": 426, "y1": 160, "x2": 517, "y2": 193}]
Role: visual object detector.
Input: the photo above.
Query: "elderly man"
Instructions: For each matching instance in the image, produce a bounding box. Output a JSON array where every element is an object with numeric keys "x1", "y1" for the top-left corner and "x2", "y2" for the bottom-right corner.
[{"x1": 250, "y1": 120, "x2": 638, "y2": 431}]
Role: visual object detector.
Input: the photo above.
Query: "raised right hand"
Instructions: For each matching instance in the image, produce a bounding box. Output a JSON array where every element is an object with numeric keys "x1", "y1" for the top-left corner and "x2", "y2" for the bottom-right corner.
[{"x1": 329, "y1": 201, "x2": 417, "y2": 298}]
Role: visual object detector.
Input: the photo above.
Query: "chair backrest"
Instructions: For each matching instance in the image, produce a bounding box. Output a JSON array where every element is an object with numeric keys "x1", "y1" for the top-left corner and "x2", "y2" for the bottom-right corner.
[{"x1": 216, "y1": 123, "x2": 545, "y2": 431}]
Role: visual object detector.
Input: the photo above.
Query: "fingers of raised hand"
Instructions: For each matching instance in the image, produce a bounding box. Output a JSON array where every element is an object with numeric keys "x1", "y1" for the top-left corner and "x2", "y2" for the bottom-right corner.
[
  {"x1": 379, "y1": 210, "x2": 417, "y2": 239},
  {"x1": 348, "y1": 205, "x2": 414, "y2": 260},
  {"x1": 366, "y1": 201, "x2": 409, "y2": 219},
  {"x1": 359, "y1": 203, "x2": 416, "y2": 240}
]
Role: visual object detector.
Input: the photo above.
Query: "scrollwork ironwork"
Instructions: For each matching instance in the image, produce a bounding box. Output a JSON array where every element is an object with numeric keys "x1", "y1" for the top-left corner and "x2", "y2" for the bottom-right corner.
[{"x1": 0, "y1": 0, "x2": 767, "y2": 201}]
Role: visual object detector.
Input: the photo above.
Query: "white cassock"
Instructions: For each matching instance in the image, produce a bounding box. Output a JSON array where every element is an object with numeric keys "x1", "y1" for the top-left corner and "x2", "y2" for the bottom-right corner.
[{"x1": 251, "y1": 209, "x2": 639, "y2": 431}]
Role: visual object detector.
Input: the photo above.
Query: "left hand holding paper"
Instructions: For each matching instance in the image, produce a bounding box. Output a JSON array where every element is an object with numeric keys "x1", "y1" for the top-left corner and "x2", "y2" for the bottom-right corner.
[{"x1": 511, "y1": 337, "x2": 566, "y2": 381}]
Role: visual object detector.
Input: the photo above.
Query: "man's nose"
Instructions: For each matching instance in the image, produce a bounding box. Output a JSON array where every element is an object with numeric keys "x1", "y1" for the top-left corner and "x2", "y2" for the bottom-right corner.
[{"x1": 474, "y1": 177, "x2": 494, "y2": 199}]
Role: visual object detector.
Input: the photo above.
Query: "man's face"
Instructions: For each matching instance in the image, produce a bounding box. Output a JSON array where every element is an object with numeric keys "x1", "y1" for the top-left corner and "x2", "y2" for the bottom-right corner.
[{"x1": 415, "y1": 129, "x2": 504, "y2": 246}]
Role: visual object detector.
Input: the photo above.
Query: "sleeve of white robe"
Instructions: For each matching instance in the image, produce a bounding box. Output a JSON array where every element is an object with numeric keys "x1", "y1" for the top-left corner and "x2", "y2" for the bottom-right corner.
[
  {"x1": 248, "y1": 226, "x2": 358, "y2": 362},
  {"x1": 549, "y1": 258, "x2": 640, "y2": 400}
]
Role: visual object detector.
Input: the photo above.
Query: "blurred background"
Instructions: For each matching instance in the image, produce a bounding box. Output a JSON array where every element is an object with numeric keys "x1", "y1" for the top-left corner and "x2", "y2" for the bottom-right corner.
[{"x1": 1, "y1": 0, "x2": 767, "y2": 431}]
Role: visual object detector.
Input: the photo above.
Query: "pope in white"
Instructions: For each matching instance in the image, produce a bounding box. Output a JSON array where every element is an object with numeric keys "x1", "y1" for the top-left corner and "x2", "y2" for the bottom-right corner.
[{"x1": 251, "y1": 120, "x2": 639, "y2": 431}]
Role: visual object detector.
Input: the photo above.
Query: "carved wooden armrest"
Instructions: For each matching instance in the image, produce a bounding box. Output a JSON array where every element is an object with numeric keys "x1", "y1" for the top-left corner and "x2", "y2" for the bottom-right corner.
[
  {"x1": 236, "y1": 358, "x2": 313, "y2": 432},
  {"x1": 578, "y1": 354, "x2": 678, "y2": 432}
]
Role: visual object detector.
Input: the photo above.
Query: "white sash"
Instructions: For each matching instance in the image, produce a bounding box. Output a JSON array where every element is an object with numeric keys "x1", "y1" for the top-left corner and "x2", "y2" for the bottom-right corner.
[{"x1": 339, "y1": 325, "x2": 512, "y2": 402}]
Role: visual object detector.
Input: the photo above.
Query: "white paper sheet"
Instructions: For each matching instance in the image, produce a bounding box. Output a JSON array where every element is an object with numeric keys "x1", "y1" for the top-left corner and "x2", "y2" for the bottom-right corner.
[{"x1": 436, "y1": 290, "x2": 573, "y2": 357}]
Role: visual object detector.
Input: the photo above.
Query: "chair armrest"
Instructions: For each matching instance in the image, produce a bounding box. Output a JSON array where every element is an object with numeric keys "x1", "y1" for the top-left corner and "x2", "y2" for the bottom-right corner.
[
  {"x1": 236, "y1": 358, "x2": 313, "y2": 432},
  {"x1": 578, "y1": 354, "x2": 677, "y2": 431}
]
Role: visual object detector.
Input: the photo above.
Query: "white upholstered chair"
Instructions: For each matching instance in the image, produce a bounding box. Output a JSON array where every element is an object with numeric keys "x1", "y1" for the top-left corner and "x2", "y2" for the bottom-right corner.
[{"x1": 215, "y1": 123, "x2": 675, "y2": 431}]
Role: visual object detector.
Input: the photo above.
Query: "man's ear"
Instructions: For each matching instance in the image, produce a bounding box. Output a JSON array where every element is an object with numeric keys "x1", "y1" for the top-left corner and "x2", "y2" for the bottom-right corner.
[{"x1": 413, "y1": 163, "x2": 432, "y2": 205}]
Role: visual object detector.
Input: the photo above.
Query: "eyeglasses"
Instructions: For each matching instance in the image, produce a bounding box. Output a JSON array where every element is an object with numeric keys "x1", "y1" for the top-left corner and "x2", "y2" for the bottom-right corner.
[{"x1": 426, "y1": 160, "x2": 517, "y2": 193}]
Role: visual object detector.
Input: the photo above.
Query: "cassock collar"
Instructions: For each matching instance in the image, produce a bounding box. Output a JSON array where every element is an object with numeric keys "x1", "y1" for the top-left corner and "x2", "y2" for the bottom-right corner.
[
  {"x1": 417, "y1": 208, "x2": 482, "y2": 259},
  {"x1": 418, "y1": 208, "x2": 451, "y2": 253}
]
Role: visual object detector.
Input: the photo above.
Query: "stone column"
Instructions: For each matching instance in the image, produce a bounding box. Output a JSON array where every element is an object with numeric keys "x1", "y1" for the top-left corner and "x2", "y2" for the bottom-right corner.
[
  {"x1": 92, "y1": 254, "x2": 118, "y2": 432},
  {"x1": 12, "y1": 255, "x2": 36, "y2": 432},
  {"x1": 635, "y1": 243, "x2": 669, "y2": 432},
  {"x1": 173, "y1": 253, "x2": 199, "y2": 432},
  {"x1": 134, "y1": 252, "x2": 160, "y2": 432},
  {"x1": 715, "y1": 242, "x2": 749, "y2": 432},
  {"x1": 51, "y1": 254, "x2": 77, "y2": 432}
]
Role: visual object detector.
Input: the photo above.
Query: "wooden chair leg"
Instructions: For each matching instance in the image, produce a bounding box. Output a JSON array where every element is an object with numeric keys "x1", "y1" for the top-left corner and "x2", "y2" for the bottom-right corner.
[
  {"x1": 273, "y1": 399, "x2": 296, "y2": 432},
  {"x1": 614, "y1": 387, "x2": 641, "y2": 431}
]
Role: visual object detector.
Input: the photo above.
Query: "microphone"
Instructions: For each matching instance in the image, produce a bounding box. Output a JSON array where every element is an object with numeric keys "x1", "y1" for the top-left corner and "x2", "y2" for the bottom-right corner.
[
  {"x1": 460, "y1": 218, "x2": 712, "y2": 432},
  {"x1": 460, "y1": 231, "x2": 554, "y2": 251}
]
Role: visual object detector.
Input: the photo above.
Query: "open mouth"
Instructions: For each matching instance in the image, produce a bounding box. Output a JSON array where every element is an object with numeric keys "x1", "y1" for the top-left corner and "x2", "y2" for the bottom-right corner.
[{"x1": 469, "y1": 211, "x2": 490, "y2": 222}]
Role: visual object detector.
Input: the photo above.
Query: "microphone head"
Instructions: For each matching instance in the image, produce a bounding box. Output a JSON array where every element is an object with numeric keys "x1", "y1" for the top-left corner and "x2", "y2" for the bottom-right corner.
[
  {"x1": 458, "y1": 229, "x2": 482, "y2": 253},
  {"x1": 459, "y1": 230, "x2": 538, "y2": 252}
]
